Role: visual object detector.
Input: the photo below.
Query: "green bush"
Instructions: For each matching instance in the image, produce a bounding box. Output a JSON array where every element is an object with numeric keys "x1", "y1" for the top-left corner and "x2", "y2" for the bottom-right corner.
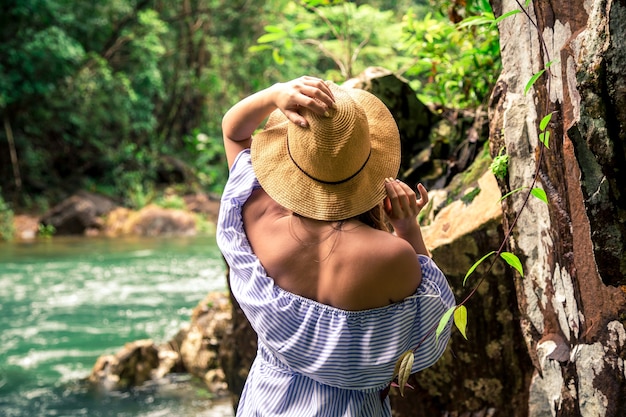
[
  {"x1": 399, "y1": 8, "x2": 501, "y2": 108},
  {"x1": 0, "y1": 189, "x2": 15, "y2": 241}
]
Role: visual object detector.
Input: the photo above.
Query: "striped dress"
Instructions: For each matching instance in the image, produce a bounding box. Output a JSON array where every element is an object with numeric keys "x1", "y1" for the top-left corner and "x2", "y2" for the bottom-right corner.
[{"x1": 216, "y1": 150, "x2": 455, "y2": 417}]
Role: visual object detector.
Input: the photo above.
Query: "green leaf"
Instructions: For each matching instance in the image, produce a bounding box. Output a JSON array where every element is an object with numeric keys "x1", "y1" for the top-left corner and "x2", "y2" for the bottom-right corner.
[
  {"x1": 539, "y1": 112, "x2": 553, "y2": 131},
  {"x1": 524, "y1": 69, "x2": 546, "y2": 95},
  {"x1": 264, "y1": 25, "x2": 284, "y2": 33},
  {"x1": 498, "y1": 186, "x2": 527, "y2": 202},
  {"x1": 525, "y1": 0, "x2": 532, "y2": 6},
  {"x1": 464, "y1": 251, "x2": 496, "y2": 286},
  {"x1": 500, "y1": 251, "x2": 524, "y2": 277},
  {"x1": 436, "y1": 306, "x2": 456, "y2": 343},
  {"x1": 248, "y1": 44, "x2": 271, "y2": 53},
  {"x1": 494, "y1": 9, "x2": 521, "y2": 24},
  {"x1": 272, "y1": 48, "x2": 285, "y2": 65},
  {"x1": 292, "y1": 23, "x2": 312, "y2": 33},
  {"x1": 454, "y1": 305, "x2": 468, "y2": 340},
  {"x1": 257, "y1": 32, "x2": 286, "y2": 44},
  {"x1": 393, "y1": 350, "x2": 415, "y2": 397},
  {"x1": 490, "y1": 152, "x2": 509, "y2": 180},
  {"x1": 457, "y1": 13, "x2": 495, "y2": 29},
  {"x1": 531, "y1": 187, "x2": 548, "y2": 204},
  {"x1": 539, "y1": 130, "x2": 551, "y2": 148}
]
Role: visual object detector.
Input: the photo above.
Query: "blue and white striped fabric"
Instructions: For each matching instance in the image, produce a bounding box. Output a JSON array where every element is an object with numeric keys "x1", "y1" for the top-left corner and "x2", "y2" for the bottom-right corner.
[{"x1": 216, "y1": 150, "x2": 455, "y2": 417}]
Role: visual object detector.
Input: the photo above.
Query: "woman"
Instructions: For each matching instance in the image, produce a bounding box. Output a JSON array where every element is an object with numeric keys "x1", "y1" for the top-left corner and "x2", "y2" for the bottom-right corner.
[{"x1": 217, "y1": 76, "x2": 455, "y2": 416}]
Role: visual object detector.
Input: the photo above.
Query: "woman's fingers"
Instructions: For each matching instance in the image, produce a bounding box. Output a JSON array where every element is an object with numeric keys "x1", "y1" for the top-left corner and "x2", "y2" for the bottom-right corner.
[
  {"x1": 385, "y1": 178, "x2": 413, "y2": 218},
  {"x1": 281, "y1": 77, "x2": 335, "y2": 127},
  {"x1": 385, "y1": 179, "x2": 429, "y2": 219},
  {"x1": 416, "y1": 183, "x2": 428, "y2": 210}
]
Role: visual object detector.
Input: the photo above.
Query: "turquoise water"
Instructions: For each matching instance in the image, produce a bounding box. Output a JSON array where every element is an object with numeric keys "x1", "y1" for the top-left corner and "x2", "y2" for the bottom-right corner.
[{"x1": 0, "y1": 235, "x2": 234, "y2": 416}]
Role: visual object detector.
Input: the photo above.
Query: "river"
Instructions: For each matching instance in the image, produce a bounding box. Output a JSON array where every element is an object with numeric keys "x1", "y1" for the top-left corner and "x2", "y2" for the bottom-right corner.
[{"x1": 0, "y1": 235, "x2": 234, "y2": 417}]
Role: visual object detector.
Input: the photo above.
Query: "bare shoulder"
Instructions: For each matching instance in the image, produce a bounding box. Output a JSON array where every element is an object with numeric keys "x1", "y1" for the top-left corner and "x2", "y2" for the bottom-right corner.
[
  {"x1": 362, "y1": 231, "x2": 422, "y2": 299},
  {"x1": 320, "y1": 228, "x2": 422, "y2": 310},
  {"x1": 242, "y1": 188, "x2": 289, "y2": 230}
]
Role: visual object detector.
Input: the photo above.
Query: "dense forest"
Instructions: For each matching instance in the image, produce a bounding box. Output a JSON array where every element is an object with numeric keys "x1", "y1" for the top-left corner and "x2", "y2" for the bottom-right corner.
[
  {"x1": 0, "y1": 0, "x2": 500, "y2": 239},
  {"x1": 3, "y1": 2, "x2": 626, "y2": 416}
]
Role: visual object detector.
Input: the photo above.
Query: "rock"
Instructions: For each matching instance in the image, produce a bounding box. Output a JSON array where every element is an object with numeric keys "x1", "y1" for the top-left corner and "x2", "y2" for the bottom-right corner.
[
  {"x1": 104, "y1": 204, "x2": 196, "y2": 237},
  {"x1": 88, "y1": 340, "x2": 160, "y2": 390},
  {"x1": 422, "y1": 170, "x2": 503, "y2": 257},
  {"x1": 343, "y1": 67, "x2": 440, "y2": 178},
  {"x1": 217, "y1": 274, "x2": 258, "y2": 411},
  {"x1": 13, "y1": 214, "x2": 39, "y2": 240},
  {"x1": 390, "y1": 154, "x2": 534, "y2": 416},
  {"x1": 40, "y1": 191, "x2": 117, "y2": 235},
  {"x1": 183, "y1": 193, "x2": 221, "y2": 223},
  {"x1": 180, "y1": 292, "x2": 231, "y2": 396},
  {"x1": 88, "y1": 292, "x2": 232, "y2": 398}
]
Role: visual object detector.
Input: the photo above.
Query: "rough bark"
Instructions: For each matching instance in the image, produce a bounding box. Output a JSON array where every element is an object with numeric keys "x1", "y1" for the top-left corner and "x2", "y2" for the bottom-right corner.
[{"x1": 488, "y1": 1, "x2": 626, "y2": 415}]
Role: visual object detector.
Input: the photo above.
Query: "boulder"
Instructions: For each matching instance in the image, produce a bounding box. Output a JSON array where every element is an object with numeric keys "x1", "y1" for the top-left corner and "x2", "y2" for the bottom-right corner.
[
  {"x1": 344, "y1": 67, "x2": 440, "y2": 177},
  {"x1": 40, "y1": 191, "x2": 117, "y2": 235},
  {"x1": 88, "y1": 340, "x2": 160, "y2": 390},
  {"x1": 183, "y1": 193, "x2": 221, "y2": 223},
  {"x1": 104, "y1": 204, "x2": 196, "y2": 237},
  {"x1": 88, "y1": 292, "x2": 232, "y2": 398},
  {"x1": 389, "y1": 165, "x2": 534, "y2": 416}
]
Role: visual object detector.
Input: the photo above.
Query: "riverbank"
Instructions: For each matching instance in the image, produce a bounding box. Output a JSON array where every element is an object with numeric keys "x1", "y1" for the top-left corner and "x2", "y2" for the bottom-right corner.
[
  {"x1": 7, "y1": 190, "x2": 221, "y2": 242},
  {"x1": 0, "y1": 234, "x2": 232, "y2": 417}
]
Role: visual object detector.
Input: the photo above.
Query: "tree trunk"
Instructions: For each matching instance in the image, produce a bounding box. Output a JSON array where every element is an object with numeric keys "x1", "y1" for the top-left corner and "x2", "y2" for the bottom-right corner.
[{"x1": 488, "y1": 0, "x2": 626, "y2": 416}]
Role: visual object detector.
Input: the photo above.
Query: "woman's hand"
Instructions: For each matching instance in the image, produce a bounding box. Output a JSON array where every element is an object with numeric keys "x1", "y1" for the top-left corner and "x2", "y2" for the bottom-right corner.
[
  {"x1": 384, "y1": 179, "x2": 430, "y2": 255},
  {"x1": 222, "y1": 75, "x2": 335, "y2": 168},
  {"x1": 272, "y1": 76, "x2": 336, "y2": 127}
]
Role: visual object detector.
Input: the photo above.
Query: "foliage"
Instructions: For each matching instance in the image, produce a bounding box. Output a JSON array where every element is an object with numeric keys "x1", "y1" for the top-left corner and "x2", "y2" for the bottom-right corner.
[
  {"x1": 399, "y1": 4, "x2": 501, "y2": 108},
  {"x1": 249, "y1": 0, "x2": 402, "y2": 80},
  {"x1": 0, "y1": 0, "x2": 279, "y2": 207},
  {"x1": 0, "y1": 188, "x2": 15, "y2": 241},
  {"x1": 0, "y1": 0, "x2": 504, "y2": 210},
  {"x1": 250, "y1": 0, "x2": 500, "y2": 109},
  {"x1": 38, "y1": 223, "x2": 56, "y2": 238},
  {"x1": 490, "y1": 147, "x2": 509, "y2": 180},
  {"x1": 395, "y1": 0, "x2": 557, "y2": 391}
]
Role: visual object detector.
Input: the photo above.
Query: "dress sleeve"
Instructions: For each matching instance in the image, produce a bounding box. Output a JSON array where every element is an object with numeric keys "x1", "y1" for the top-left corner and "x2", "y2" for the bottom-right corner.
[{"x1": 410, "y1": 254, "x2": 456, "y2": 373}]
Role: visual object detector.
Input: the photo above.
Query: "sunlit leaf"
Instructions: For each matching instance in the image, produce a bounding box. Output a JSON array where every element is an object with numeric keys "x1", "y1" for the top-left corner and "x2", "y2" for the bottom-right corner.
[
  {"x1": 490, "y1": 152, "x2": 509, "y2": 180},
  {"x1": 257, "y1": 32, "x2": 286, "y2": 44},
  {"x1": 539, "y1": 130, "x2": 551, "y2": 148},
  {"x1": 436, "y1": 306, "x2": 456, "y2": 343},
  {"x1": 494, "y1": 9, "x2": 521, "y2": 24},
  {"x1": 292, "y1": 23, "x2": 312, "y2": 33},
  {"x1": 539, "y1": 112, "x2": 553, "y2": 131},
  {"x1": 393, "y1": 350, "x2": 414, "y2": 397},
  {"x1": 531, "y1": 187, "x2": 548, "y2": 204},
  {"x1": 524, "y1": 69, "x2": 545, "y2": 95},
  {"x1": 464, "y1": 251, "x2": 496, "y2": 286},
  {"x1": 272, "y1": 48, "x2": 284, "y2": 65},
  {"x1": 248, "y1": 44, "x2": 271, "y2": 53},
  {"x1": 457, "y1": 13, "x2": 495, "y2": 29},
  {"x1": 264, "y1": 25, "x2": 284, "y2": 33},
  {"x1": 500, "y1": 251, "x2": 524, "y2": 277},
  {"x1": 525, "y1": 0, "x2": 532, "y2": 6},
  {"x1": 454, "y1": 305, "x2": 468, "y2": 340}
]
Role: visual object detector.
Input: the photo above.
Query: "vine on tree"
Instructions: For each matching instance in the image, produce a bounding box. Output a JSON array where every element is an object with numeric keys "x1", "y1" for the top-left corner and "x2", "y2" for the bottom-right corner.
[{"x1": 393, "y1": 0, "x2": 557, "y2": 392}]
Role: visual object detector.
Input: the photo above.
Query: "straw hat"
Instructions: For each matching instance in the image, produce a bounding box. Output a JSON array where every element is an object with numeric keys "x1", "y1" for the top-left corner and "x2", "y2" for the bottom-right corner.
[{"x1": 250, "y1": 82, "x2": 400, "y2": 221}]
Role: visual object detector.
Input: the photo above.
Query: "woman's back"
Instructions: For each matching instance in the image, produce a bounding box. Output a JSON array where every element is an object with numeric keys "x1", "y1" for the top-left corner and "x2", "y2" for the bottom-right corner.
[
  {"x1": 243, "y1": 188, "x2": 422, "y2": 311},
  {"x1": 218, "y1": 77, "x2": 454, "y2": 416}
]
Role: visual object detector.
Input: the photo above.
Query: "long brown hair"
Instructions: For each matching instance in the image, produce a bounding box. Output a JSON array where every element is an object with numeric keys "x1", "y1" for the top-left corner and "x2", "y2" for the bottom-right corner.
[{"x1": 354, "y1": 203, "x2": 391, "y2": 232}]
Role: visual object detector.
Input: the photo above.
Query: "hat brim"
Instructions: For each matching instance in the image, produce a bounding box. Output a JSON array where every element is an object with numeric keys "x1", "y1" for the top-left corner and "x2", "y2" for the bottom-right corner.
[{"x1": 251, "y1": 85, "x2": 400, "y2": 221}]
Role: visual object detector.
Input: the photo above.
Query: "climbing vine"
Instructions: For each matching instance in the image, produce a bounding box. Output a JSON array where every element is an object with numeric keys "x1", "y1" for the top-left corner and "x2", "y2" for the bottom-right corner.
[{"x1": 393, "y1": 0, "x2": 557, "y2": 396}]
